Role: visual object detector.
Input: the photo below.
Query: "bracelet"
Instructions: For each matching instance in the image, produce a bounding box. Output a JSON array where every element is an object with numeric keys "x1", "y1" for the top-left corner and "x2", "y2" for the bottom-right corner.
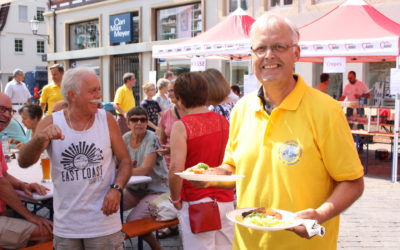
[{"x1": 169, "y1": 197, "x2": 181, "y2": 204}]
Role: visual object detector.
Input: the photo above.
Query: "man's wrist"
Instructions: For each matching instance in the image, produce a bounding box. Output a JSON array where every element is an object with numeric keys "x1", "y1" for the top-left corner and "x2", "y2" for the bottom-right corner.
[{"x1": 19, "y1": 182, "x2": 28, "y2": 190}]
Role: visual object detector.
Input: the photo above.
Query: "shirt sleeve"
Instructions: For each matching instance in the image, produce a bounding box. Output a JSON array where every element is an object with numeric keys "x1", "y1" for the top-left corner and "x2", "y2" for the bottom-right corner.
[
  {"x1": 319, "y1": 105, "x2": 364, "y2": 181},
  {"x1": 113, "y1": 88, "x2": 123, "y2": 104},
  {"x1": 144, "y1": 132, "x2": 158, "y2": 155},
  {"x1": 40, "y1": 86, "x2": 48, "y2": 104},
  {"x1": 24, "y1": 84, "x2": 32, "y2": 98},
  {"x1": 222, "y1": 105, "x2": 238, "y2": 170},
  {"x1": 362, "y1": 82, "x2": 369, "y2": 94},
  {"x1": 4, "y1": 83, "x2": 12, "y2": 98}
]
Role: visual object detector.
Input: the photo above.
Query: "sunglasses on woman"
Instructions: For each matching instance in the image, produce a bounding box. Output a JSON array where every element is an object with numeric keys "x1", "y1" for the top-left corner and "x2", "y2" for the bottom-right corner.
[{"x1": 129, "y1": 117, "x2": 148, "y2": 123}]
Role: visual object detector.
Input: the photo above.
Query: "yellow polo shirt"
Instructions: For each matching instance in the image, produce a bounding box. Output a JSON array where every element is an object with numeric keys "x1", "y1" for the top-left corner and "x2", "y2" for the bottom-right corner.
[
  {"x1": 113, "y1": 84, "x2": 135, "y2": 114},
  {"x1": 224, "y1": 74, "x2": 364, "y2": 250},
  {"x1": 40, "y1": 83, "x2": 64, "y2": 114}
]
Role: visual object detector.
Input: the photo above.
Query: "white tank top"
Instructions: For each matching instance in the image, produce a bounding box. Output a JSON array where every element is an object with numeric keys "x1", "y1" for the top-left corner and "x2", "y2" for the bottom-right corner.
[{"x1": 50, "y1": 109, "x2": 121, "y2": 238}]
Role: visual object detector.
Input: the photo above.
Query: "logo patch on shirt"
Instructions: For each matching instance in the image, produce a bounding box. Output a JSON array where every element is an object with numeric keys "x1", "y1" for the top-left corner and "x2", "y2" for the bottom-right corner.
[
  {"x1": 60, "y1": 141, "x2": 104, "y2": 184},
  {"x1": 278, "y1": 140, "x2": 302, "y2": 166}
]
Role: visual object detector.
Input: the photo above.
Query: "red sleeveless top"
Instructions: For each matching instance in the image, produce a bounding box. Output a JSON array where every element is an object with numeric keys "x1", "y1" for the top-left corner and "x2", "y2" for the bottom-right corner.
[{"x1": 180, "y1": 112, "x2": 234, "y2": 202}]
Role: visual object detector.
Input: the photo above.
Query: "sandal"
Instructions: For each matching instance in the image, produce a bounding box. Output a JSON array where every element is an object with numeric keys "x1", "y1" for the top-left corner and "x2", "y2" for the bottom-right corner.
[{"x1": 157, "y1": 226, "x2": 179, "y2": 239}]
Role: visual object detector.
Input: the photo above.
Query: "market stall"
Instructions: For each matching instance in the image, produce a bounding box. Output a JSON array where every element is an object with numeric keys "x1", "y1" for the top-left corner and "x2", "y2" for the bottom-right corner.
[
  {"x1": 298, "y1": 0, "x2": 400, "y2": 63},
  {"x1": 298, "y1": 0, "x2": 400, "y2": 182},
  {"x1": 152, "y1": 8, "x2": 254, "y2": 60}
]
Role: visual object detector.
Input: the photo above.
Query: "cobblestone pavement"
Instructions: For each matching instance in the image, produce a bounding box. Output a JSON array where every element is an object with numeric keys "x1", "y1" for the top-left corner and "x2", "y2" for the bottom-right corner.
[{"x1": 126, "y1": 143, "x2": 400, "y2": 250}]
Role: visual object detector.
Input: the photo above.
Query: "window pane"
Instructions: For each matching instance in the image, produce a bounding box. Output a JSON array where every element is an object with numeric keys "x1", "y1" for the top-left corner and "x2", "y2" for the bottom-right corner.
[
  {"x1": 15, "y1": 39, "x2": 23, "y2": 52},
  {"x1": 284, "y1": 0, "x2": 293, "y2": 5},
  {"x1": 37, "y1": 40, "x2": 45, "y2": 53},
  {"x1": 132, "y1": 12, "x2": 139, "y2": 43},
  {"x1": 19, "y1": 5, "x2": 27, "y2": 22},
  {"x1": 229, "y1": 0, "x2": 248, "y2": 12},
  {"x1": 156, "y1": 3, "x2": 202, "y2": 41},
  {"x1": 37, "y1": 7, "x2": 45, "y2": 21},
  {"x1": 69, "y1": 20, "x2": 99, "y2": 50}
]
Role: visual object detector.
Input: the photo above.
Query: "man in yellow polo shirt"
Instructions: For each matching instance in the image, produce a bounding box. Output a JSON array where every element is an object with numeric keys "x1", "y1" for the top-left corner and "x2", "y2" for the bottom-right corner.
[
  {"x1": 113, "y1": 72, "x2": 136, "y2": 134},
  {"x1": 40, "y1": 64, "x2": 64, "y2": 114},
  {"x1": 199, "y1": 14, "x2": 364, "y2": 250}
]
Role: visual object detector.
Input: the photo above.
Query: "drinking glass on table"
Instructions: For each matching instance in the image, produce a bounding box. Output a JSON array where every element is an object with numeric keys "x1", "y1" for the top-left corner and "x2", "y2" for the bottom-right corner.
[{"x1": 41, "y1": 152, "x2": 51, "y2": 183}]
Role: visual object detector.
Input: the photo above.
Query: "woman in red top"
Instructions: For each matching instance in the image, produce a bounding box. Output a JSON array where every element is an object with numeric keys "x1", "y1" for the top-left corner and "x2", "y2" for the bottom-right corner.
[{"x1": 169, "y1": 72, "x2": 234, "y2": 250}]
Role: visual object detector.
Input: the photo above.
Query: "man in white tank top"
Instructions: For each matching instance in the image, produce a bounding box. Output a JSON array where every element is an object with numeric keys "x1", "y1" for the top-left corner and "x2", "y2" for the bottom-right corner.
[{"x1": 18, "y1": 68, "x2": 131, "y2": 250}]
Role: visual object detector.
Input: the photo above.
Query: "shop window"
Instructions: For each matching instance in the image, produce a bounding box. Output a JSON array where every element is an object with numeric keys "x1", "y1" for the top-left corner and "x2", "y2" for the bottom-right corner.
[
  {"x1": 37, "y1": 40, "x2": 45, "y2": 53},
  {"x1": 69, "y1": 20, "x2": 99, "y2": 50},
  {"x1": 14, "y1": 39, "x2": 23, "y2": 53},
  {"x1": 156, "y1": 2, "x2": 202, "y2": 41},
  {"x1": 36, "y1": 7, "x2": 45, "y2": 21},
  {"x1": 18, "y1": 5, "x2": 27, "y2": 22},
  {"x1": 229, "y1": 0, "x2": 248, "y2": 12},
  {"x1": 271, "y1": 0, "x2": 293, "y2": 7}
]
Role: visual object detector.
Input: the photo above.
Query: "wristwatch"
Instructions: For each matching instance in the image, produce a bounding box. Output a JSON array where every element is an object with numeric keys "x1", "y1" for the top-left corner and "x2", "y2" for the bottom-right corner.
[{"x1": 110, "y1": 184, "x2": 122, "y2": 194}]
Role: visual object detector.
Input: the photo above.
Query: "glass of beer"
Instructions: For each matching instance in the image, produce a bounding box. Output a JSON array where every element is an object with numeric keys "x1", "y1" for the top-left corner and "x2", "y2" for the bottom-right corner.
[{"x1": 41, "y1": 152, "x2": 51, "y2": 183}]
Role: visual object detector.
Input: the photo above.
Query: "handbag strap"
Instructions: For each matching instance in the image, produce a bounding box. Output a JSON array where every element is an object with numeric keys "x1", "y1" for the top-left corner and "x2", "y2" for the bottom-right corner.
[{"x1": 174, "y1": 106, "x2": 181, "y2": 119}]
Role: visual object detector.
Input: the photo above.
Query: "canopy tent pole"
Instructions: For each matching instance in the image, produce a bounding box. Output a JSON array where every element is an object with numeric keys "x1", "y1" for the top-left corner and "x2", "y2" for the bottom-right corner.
[{"x1": 392, "y1": 56, "x2": 400, "y2": 183}]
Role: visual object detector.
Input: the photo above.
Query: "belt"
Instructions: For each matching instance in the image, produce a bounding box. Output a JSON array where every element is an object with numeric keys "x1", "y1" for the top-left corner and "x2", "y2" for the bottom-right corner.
[{"x1": 12, "y1": 103, "x2": 24, "y2": 105}]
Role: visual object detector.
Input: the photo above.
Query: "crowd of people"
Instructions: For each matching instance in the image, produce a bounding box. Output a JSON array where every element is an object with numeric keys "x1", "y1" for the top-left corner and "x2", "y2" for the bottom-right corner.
[{"x1": 0, "y1": 12, "x2": 365, "y2": 250}]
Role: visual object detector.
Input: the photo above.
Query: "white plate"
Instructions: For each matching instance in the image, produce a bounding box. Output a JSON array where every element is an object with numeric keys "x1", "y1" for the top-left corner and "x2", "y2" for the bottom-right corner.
[
  {"x1": 226, "y1": 208, "x2": 303, "y2": 231},
  {"x1": 10, "y1": 148, "x2": 19, "y2": 154},
  {"x1": 175, "y1": 172, "x2": 244, "y2": 182}
]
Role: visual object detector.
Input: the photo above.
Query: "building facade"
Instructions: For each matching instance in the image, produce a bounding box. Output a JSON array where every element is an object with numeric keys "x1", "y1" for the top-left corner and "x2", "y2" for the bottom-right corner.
[
  {"x1": 45, "y1": 0, "x2": 400, "y2": 103},
  {"x1": 0, "y1": 0, "x2": 48, "y2": 91}
]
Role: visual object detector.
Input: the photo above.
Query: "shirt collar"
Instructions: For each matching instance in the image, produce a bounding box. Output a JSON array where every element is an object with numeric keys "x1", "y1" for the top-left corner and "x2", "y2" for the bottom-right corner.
[{"x1": 254, "y1": 74, "x2": 307, "y2": 112}]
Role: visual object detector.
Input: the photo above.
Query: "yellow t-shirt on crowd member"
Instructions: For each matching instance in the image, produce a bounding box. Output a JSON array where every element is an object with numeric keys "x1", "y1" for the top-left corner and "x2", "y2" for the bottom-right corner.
[
  {"x1": 40, "y1": 83, "x2": 64, "y2": 114},
  {"x1": 113, "y1": 84, "x2": 135, "y2": 114},
  {"x1": 224, "y1": 74, "x2": 364, "y2": 250}
]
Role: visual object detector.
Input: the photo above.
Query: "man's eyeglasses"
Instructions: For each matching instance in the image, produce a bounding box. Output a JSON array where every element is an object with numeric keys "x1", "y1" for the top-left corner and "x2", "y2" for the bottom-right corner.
[
  {"x1": 251, "y1": 43, "x2": 297, "y2": 57},
  {"x1": 129, "y1": 117, "x2": 148, "y2": 123},
  {"x1": 0, "y1": 105, "x2": 15, "y2": 115}
]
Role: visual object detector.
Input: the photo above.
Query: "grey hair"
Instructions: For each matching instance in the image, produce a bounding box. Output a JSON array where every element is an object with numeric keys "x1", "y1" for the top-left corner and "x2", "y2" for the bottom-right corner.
[
  {"x1": 250, "y1": 13, "x2": 299, "y2": 44},
  {"x1": 156, "y1": 78, "x2": 170, "y2": 90},
  {"x1": 13, "y1": 69, "x2": 24, "y2": 77},
  {"x1": 123, "y1": 72, "x2": 135, "y2": 83},
  {"x1": 61, "y1": 67, "x2": 96, "y2": 103}
]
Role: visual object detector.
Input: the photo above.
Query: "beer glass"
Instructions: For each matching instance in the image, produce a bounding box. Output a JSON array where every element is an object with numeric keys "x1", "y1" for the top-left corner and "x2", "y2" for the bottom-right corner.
[{"x1": 41, "y1": 152, "x2": 51, "y2": 183}]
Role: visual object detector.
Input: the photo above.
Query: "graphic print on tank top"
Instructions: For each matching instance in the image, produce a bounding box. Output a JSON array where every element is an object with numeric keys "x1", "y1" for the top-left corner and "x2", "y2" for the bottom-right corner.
[{"x1": 60, "y1": 141, "x2": 104, "y2": 184}]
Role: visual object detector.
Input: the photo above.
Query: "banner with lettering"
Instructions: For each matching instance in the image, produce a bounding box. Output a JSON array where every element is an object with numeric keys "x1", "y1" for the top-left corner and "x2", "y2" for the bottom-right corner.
[{"x1": 323, "y1": 57, "x2": 346, "y2": 73}]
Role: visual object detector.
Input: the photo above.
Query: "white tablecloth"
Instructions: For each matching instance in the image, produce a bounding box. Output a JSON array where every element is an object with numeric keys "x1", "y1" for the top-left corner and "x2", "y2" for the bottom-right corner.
[{"x1": 7, "y1": 159, "x2": 152, "y2": 201}]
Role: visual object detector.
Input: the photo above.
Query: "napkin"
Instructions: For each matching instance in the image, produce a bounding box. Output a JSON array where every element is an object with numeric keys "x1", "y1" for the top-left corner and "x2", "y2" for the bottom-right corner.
[{"x1": 302, "y1": 219, "x2": 325, "y2": 237}]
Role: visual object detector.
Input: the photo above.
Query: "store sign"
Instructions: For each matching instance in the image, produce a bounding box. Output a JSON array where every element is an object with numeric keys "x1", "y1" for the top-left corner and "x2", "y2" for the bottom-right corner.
[
  {"x1": 323, "y1": 57, "x2": 346, "y2": 73},
  {"x1": 190, "y1": 56, "x2": 206, "y2": 72},
  {"x1": 109, "y1": 13, "x2": 133, "y2": 43}
]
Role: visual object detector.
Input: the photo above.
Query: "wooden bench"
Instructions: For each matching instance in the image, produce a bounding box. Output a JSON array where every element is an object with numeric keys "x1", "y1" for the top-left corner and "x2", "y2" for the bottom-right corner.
[
  {"x1": 21, "y1": 217, "x2": 179, "y2": 250},
  {"x1": 123, "y1": 217, "x2": 179, "y2": 250},
  {"x1": 20, "y1": 241, "x2": 52, "y2": 250}
]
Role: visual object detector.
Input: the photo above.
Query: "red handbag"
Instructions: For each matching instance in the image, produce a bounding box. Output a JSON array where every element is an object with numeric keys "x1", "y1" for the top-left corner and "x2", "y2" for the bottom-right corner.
[{"x1": 188, "y1": 200, "x2": 221, "y2": 234}]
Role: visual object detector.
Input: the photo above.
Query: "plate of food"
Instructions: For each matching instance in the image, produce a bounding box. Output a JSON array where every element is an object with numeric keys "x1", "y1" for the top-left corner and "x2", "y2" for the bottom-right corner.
[
  {"x1": 175, "y1": 163, "x2": 244, "y2": 182},
  {"x1": 226, "y1": 207, "x2": 303, "y2": 231}
]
